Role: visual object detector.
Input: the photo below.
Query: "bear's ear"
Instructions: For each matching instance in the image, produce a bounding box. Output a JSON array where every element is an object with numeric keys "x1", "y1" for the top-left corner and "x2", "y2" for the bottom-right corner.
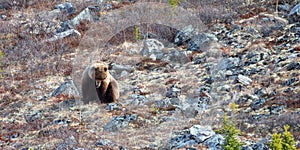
[{"x1": 90, "y1": 65, "x2": 95, "y2": 70}]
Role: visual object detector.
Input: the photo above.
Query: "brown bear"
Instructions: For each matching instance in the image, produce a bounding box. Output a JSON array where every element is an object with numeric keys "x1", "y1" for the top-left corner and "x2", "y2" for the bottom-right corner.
[{"x1": 81, "y1": 62, "x2": 119, "y2": 104}]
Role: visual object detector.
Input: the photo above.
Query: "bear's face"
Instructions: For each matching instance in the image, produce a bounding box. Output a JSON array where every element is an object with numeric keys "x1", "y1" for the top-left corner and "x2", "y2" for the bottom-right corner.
[{"x1": 89, "y1": 63, "x2": 109, "y2": 80}]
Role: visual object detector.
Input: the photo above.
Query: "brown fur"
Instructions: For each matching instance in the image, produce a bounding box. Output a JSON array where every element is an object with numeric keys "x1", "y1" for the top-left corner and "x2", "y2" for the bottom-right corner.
[{"x1": 81, "y1": 62, "x2": 119, "y2": 104}]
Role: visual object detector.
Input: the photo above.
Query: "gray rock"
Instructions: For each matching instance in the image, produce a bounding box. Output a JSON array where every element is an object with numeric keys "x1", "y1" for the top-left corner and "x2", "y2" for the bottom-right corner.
[
  {"x1": 174, "y1": 25, "x2": 196, "y2": 45},
  {"x1": 51, "y1": 78, "x2": 80, "y2": 98},
  {"x1": 193, "y1": 53, "x2": 207, "y2": 64},
  {"x1": 103, "y1": 114, "x2": 137, "y2": 132},
  {"x1": 286, "y1": 61, "x2": 300, "y2": 71},
  {"x1": 140, "y1": 39, "x2": 164, "y2": 60},
  {"x1": 105, "y1": 103, "x2": 123, "y2": 111},
  {"x1": 153, "y1": 98, "x2": 178, "y2": 110},
  {"x1": 166, "y1": 125, "x2": 222, "y2": 149},
  {"x1": 197, "y1": 96, "x2": 210, "y2": 112},
  {"x1": 54, "y1": 2, "x2": 76, "y2": 15},
  {"x1": 111, "y1": 63, "x2": 135, "y2": 74},
  {"x1": 70, "y1": 7, "x2": 93, "y2": 26},
  {"x1": 289, "y1": 3, "x2": 300, "y2": 16},
  {"x1": 278, "y1": 4, "x2": 291, "y2": 12},
  {"x1": 128, "y1": 94, "x2": 148, "y2": 106},
  {"x1": 167, "y1": 133, "x2": 196, "y2": 149},
  {"x1": 268, "y1": 105, "x2": 284, "y2": 115},
  {"x1": 47, "y1": 29, "x2": 81, "y2": 42},
  {"x1": 289, "y1": 3, "x2": 300, "y2": 23},
  {"x1": 251, "y1": 142, "x2": 269, "y2": 150},
  {"x1": 242, "y1": 146, "x2": 253, "y2": 150},
  {"x1": 237, "y1": 74, "x2": 252, "y2": 85},
  {"x1": 221, "y1": 57, "x2": 241, "y2": 70},
  {"x1": 95, "y1": 139, "x2": 114, "y2": 147},
  {"x1": 190, "y1": 125, "x2": 215, "y2": 143},
  {"x1": 250, "y1": 99, "x2": 265, "y2": 110},
  {"x1": 0, "y1": 14, "x2": 7, "y2": 20},
  {"x1": 203, "y1": 134, "x2": 224, "y2": 150},
  {"x1": 0, "y1": 0, "x2": 12, "y2": 9},
  {"x1": 188, "y1": 33, "x2": 212, "y2": 51},
  {"x1": 0, "y1": 0, "x2": 11, "y2": 9},
  {"x1": 166, "y1": 84, "x2": 181, "y2": 98},
  {"x1": 162, "y1": 49, "x2": 190, "y2": 64}
]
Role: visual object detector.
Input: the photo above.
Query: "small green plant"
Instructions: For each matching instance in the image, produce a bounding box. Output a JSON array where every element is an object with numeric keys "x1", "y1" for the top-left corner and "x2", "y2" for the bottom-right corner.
[
  {"x1": 282, "y1": 125, "x2": 296, "y2": 150},
  {"x1": 229, "y1": 102, "x2": 238, "y2": 113},
  {"x1": 218, "y1": 114, "x2": 242, "y2": 150},
  {"x1": 270, "y1": 125, "x2": 296, "y2": 150},
  {"x1": 168, "y1": 0, "x2": 180, "y2": 9},
  {"x1": 150, "y1": 104, "x2": 159, "y2": 115},
  {"x1": 270, "y1": 133, "x2": 283, "y2": 150},
  {"x1": 134, "y1": 26, "x2": 140, "y2": 41}
]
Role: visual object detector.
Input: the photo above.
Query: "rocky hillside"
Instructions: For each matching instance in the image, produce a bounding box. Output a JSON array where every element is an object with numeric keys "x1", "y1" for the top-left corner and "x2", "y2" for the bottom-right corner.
[{"x1": 0, "y1": 0, "x2": 300, "y2": 149}]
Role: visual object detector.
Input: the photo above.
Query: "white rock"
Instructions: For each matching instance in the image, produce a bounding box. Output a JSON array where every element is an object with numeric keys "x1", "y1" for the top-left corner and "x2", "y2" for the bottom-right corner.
[
  {"x1": 189, "y1": 125, "x2": 215, "y2": 142},
  {"x1": 238, "y1": 74, "x2": 252, "y2": 85}
]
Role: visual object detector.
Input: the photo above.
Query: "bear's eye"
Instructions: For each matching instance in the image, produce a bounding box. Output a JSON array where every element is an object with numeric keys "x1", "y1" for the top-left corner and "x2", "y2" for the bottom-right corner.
[{"x1": 104, "y1": 67, "x2": 108, "y2": 72}]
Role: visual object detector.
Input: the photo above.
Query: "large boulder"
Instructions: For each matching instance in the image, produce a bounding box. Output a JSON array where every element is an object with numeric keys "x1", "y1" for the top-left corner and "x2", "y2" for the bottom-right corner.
[
  {"x1": 140, "y1": 39, "x2": 164, "y2": 60},
  {"x1": 174, "y1": 25, "x2": 197, "y2": 45}
]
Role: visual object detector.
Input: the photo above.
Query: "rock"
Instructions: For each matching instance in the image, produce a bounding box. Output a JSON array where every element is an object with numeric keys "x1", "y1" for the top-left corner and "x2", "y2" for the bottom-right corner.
[
  {"x1": 174, "y1": 25, "x2": 197, "y2": 45},
  {"x1": 95, "y1": 139, "x2": 114, "y2": 147},
  {"x1": 54, "y1": 2, "x2": 76, "y2": 15},
  {"x1": 161, "y1": 48, "x2": 190, "y2": 64},
  {"x1": 203, "y1": 134, "x2": 224, "y2": 149},
  {"x1": 24, "y1": 110, "x2": 42, "y2": 123},
  {"x1": 57, "y1": 21, "x2": 73, "y2": 33},
  {"x1": 167, "y1": 133, "x2": 196, "y2": 149},
  {"x1": 215, "y1": 57, "x2": 241, "y2": 70},
  {"x1": 166, "y1": 84, "x2": 181, "y2": 98},
  {"x1": 128, "y1": 94, "x2": 148, "y2": 106},
  {"x1": 166, "y1": 125, "x2": 222, "y2": 149},
  {"x1": 284, "y1": 77, "x2": 299, "y2": 86},
  {"x1": 0, "y1": 0, "x2": 11, "y2": 9},
  {"x1": 47, "y1": 29, "x2": 81, "y2": 42},
  {"x1": 250, "y1": 141, "x2": 269, "y2": 150},
  {"x1": 105, "y1": 103, "x2": 123, "y2": 111},
  {"x1": 289, "y1": 3, "x2": 300, "y2": 23},
  {"x1": 140, "y1": 39, "x2": 164, "y2": 60},
  {"x1": 193, "y1": 53, "x2": 207, "y2": 64},
  {"x1": 254, "y1": 88, "x2": 268, "y2": 98},
  {"x1": 250, "y1": 99, "x2": 265, "y2": 110},
  {"x1": 278, "y1": 4, "x2": 291, "y2": 12},
  {"x1": 153, "y1": 98, "x2": 178, "y2": 111},
  {"x1": 187, "y1": 33, "x2": 214, "y2": 51},
  {"x1": 37, "y1": 9, "x2": 62, "y2": 21},
  {"x1": 237, "y1": 74, "x2": 252, "y2": 85},
  {"x1": 189, "y1": 125, "x2": 215, "y2": 143},
  {"x1": 0, "y1": 14, "x2": 7, "y2": 20},
  {"x1": 197, "y1": 97, "x2": 210, "y2": 111},
  {"x1": 286, "y1": 61, "x2": 300, "y2": 71},
  {"x1": 289, "y1": 3, "x2": 300, "y2": 16},
  {"x1": 51, "y1": 78, "x2": 80, "y2": 98},
  {"x1": 70, "y1": 7, "x2": 93, "y2": 26},
  {"x1": 268, "y1": 105, "x2": 284, "y2": 115},
  {"x1": 103, "y1": 114, "x2": 137, "y2": 132},
  {"x1": 111, "y1": 63, "x2": 135, "y2": 74}
]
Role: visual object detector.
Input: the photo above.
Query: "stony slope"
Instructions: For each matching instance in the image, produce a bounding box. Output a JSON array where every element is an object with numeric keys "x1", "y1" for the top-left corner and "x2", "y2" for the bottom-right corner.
[{"x1": 0, "y1": 0, "x2": 299, "y2": 149}]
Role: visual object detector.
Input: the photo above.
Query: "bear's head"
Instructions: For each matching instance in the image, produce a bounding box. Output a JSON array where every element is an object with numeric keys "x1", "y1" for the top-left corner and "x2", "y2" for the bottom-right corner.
[{"x1": 88, "y1": 62, "x2": 109, "y2": 81}]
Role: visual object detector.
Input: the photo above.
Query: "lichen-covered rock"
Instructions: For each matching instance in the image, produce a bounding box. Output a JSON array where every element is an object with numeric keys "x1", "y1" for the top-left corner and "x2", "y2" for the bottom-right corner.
[
  {"x1": 166, "y1": 125, "x2": 223, "y2": 149},
  {"x1": 188, "y1": 33, "x2": 214, "y2": 51},
  {"x1": 140, "y1": 39, "x2": 164, "y2": 60},
  {"x1": 54, "y1": 2, "x2": 76, "y2": 15},
  {"x1": 51, "y1": 78, "x2": 80, "y2": 98},
  {"x1": 103, "y1": 114, "x2": 137, "y2": 132},
  {"x1": 174, "y1": 25, "x2": 197, "y2": 45}
]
